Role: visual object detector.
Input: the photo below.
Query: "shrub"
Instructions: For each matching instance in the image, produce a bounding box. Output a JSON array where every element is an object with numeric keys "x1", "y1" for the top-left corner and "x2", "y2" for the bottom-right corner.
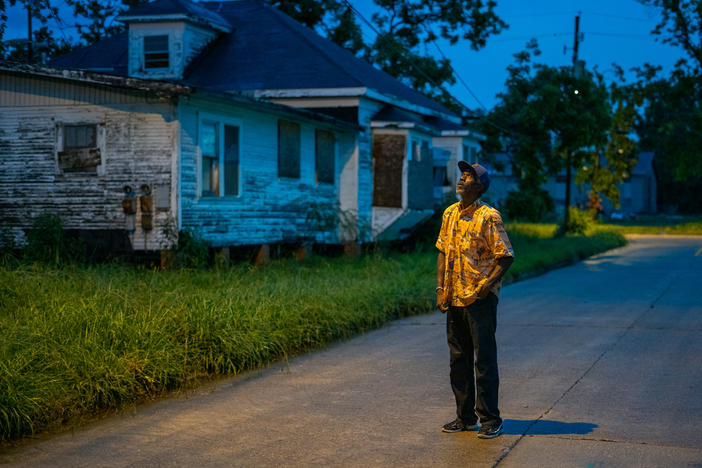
[
  {"x1": 503, "y1": 186, "x2": 555, "y2": 222},
  {"x1": 178, "y1": 228, "x2": 210, "y2": 269},
  {"x1": 23, "y1": 212, "x2": 85, "y2": 265},
  {"x1": 562, "y1": 207, "x2": 596, "y2": 235}
]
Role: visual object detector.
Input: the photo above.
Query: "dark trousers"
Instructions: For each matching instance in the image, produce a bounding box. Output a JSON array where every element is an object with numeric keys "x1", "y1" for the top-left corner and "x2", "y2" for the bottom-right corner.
[{"x1": 446, "y1": 293, "x2": 501, "y2": 427}]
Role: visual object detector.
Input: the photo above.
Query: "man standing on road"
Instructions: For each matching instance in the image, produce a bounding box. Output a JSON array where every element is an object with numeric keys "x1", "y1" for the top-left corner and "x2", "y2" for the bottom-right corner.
[{"x1": 436, "y1": 161, "x2": 514, "y2": 439}]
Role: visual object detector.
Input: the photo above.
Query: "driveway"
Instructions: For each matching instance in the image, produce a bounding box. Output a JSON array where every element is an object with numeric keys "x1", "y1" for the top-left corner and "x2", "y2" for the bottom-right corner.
[{"x1": 2, "y1": 235, "x2": 701, "y2": 467}]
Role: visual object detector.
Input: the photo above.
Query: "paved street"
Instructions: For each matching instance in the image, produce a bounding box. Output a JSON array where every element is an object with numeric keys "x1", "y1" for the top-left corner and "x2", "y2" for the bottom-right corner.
[{"x1": 1, "y1": 235, "x2": 701, "y2": 467}]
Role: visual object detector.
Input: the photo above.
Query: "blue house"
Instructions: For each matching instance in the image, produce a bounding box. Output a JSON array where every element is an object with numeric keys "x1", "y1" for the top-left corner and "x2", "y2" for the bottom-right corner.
[{"x1": 0, "y1": 0, "x2": 483, "y2": 255}]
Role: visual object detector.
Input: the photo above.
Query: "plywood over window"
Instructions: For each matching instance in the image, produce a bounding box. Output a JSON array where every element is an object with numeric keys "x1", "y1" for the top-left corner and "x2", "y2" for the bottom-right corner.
[{"x1": 372, "y1": 134, "x2": 405, "y2": 208}]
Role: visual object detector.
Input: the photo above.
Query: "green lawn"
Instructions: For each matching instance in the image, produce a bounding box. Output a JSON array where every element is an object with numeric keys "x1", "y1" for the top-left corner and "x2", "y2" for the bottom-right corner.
[{"x1": 0, "y1": 227, "x2": 626, "y2": 443}]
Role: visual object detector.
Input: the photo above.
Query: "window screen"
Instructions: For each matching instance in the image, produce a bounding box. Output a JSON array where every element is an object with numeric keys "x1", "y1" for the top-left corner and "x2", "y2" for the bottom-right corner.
[
  {"x1": 144, "y1": 35, "x2": 169, "y2": 69},
  {"x1": 315, "y1": 130, "x2": 334, "y2": 184},
  {"x1": 278, "y1": 120, "x2": 300, "y2": 178}
]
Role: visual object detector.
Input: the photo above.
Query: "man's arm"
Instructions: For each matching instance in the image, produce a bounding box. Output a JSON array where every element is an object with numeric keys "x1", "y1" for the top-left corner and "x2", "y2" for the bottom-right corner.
[
  {"x1": 436, "y1": 251, "x2": 447, "y2": 310},
  {"x1": 476, "y1": 256, "x2": 514, "y2": 300}
]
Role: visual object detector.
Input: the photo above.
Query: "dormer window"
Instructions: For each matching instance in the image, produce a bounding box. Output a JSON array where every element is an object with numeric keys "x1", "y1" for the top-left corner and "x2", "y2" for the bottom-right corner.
[{"x1": 144, "y1": 35, "x2": 169, "y2": 69}]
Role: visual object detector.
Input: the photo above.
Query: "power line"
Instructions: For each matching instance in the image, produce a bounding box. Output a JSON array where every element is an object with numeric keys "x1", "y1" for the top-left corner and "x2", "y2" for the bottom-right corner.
[
  {"x1": 582, "y1": 11, "x2": 652, "y2": 23},
  {"x1": 490, "y1": 32, "x2": 572, "y2": 43},
  {"x1": 584, "y1": 31, "x2": 653, "y2": 39}
]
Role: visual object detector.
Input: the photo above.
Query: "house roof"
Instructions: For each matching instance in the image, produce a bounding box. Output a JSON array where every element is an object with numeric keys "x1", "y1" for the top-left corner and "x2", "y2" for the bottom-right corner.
[
  {"x1": 50, "y1": 0, "x2": 455, "y2": 117},
  {"x1": 0, "y1": 62, "x2": 358, "y2": 131},
  {"x1": 370, "y1": 106, "x2": 474, "y2": 136},
  {"x1": 0, "y1": 61, "x2": 190, "y2": 98},
  {"x1": 117, "y1": 0, "x2": 232, "y2": 32}
]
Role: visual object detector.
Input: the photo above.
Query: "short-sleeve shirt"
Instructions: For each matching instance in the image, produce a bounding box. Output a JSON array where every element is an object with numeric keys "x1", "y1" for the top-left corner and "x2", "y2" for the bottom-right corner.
[{"x1": 436, "y1": 200, "x2": 514, "y2": 307}]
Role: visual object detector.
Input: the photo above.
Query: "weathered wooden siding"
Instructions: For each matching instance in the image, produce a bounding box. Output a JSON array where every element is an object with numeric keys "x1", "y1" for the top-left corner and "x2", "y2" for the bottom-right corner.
[
  {"x1": 0, "y1": 72, "x2": 178, "y2": 250},
  {"x1": 178, "y1": 94, "x2": 354, "y2": 246},
  {"x1": 357, "y1": 98, "x2": 384, "y2": 241},
  {"x1": 407, "y1": 131, "x2": 434, "y2": 210}
]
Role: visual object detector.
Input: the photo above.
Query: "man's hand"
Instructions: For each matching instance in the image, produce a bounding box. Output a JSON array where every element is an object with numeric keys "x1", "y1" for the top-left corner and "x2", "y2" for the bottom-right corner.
[
  {"x1": 436, "y1": 288, "x2": 449, "y2": 313},
  {"x1": 476, "y1": 284, "x2": 490, "y2": 300}
]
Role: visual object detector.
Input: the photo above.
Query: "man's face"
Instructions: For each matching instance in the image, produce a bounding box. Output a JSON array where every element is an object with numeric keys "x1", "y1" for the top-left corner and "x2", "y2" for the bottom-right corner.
[{"x1": 456, "y1": 170, "x2": 483, "y2": 198}]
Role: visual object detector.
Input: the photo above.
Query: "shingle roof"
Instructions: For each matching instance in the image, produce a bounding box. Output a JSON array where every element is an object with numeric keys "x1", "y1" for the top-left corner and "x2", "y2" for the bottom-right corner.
[
  {"x1": 118, "y1": 0, "x2": 231, "y2": 31},
  {"x1": 50, "y1": 0, "x2": 454, "y2": 116},
  {"x1": 50, "y1": 32, "x2": 128, "y2": 74}
]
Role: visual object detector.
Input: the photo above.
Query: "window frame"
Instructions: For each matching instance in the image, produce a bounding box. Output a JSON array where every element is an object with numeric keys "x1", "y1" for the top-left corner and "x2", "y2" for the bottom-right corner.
[
  {"x1": 143, "y1": 34, "x2": 170, "y2": 70},
  {"x1": 197, "y1": 113, "x2": 243, "y2": 199},
  {"x1": 55, "y1": 122, "x2": 105, "y2": 175}
]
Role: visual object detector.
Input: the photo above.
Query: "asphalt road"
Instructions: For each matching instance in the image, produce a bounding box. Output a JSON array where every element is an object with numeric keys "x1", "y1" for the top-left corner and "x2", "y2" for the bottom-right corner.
[{"x1": 2, "y1": 235, "x2": 701, "y2": 467}]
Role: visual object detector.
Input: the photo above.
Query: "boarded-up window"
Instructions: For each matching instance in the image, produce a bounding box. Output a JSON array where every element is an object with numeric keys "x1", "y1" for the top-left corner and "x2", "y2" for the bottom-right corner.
[
  {"x1": 372, "y1": 134, "x2": 406, "y2": 208},
  {"x1": 201, "y1": 121, "x2": 219, "y2": 197},
  {"x1": 144, "y1": 35, "x2": 169, "y2": 69},
  {"x1": 278, "y1": 120, "x2": 300, "y2": 178},
  {"x1": 411, "y1": 139, "x2": 418, "y2": 161},
  {"x1": 315, "y1": 130, "x2": 334, "y2": 184},
  {"x1": 58, "y1": 124, "x2": 100, "y2": 172},
  {"x1": 224, "y1": 125, "x2": 239, "y2": 196}
]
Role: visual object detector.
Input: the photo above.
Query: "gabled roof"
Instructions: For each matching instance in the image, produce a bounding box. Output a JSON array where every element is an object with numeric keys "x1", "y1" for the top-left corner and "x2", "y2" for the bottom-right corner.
[
  {"x1": 117, "y1": 0, "x2": 231, "y2": 32},
  {"x1": 50, "y1": 0, "x2": 455, "y2": 117}
]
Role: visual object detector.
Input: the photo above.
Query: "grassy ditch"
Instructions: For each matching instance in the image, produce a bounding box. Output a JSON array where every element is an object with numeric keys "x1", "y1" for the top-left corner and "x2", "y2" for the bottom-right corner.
[{"x1": 0, "y1": 228, "x2": 626, "y2": 443}]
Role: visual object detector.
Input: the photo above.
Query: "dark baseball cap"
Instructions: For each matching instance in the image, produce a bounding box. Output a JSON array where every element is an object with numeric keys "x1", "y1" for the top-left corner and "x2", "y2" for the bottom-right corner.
[{"x1": 458, "y1": 161, "x2": 490, "y2": 193}]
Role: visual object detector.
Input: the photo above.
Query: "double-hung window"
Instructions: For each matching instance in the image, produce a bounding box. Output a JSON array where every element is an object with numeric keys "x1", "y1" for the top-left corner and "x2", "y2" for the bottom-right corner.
[
  {"x1": 315, "y1": 130, "x2": 335, "y2": 184},
  {"x1": 199, "y1": 117, "x2": 240, "y2": 198},
  {"x1": 144, "y1": 35, "x2": 169, "y2": 69}
]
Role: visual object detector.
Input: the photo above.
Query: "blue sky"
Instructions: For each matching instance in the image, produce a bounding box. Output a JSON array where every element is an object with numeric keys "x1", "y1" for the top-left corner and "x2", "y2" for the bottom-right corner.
[{"x1": 3, "y1": 0, "x2": 685, "y2": 110}]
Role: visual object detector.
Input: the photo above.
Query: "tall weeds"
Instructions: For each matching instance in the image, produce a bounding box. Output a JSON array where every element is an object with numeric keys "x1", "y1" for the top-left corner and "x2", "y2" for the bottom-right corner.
[{"x1": 0, "y1": 229, "x2": 626, "y2": 443}]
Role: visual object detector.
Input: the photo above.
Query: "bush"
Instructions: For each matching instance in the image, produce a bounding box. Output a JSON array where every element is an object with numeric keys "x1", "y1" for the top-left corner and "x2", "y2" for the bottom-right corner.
[
  {"x1": 178, "y1": 228, "x2": 210, "y2": 269},
  {"x1": 562, "y1": 207, "x2": 596, "y2": 235},
  {"x1": 503, "y1": 186, "x2": 555, "y2": 222},
  {"x1": 23, "y1": 213, "x2": 85, "y2": 265}
]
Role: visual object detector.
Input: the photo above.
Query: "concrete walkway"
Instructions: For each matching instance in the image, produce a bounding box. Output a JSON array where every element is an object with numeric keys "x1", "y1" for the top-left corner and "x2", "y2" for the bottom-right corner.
[{"x1": 2, "y1": 235, "x2": 701, "y2": 467}]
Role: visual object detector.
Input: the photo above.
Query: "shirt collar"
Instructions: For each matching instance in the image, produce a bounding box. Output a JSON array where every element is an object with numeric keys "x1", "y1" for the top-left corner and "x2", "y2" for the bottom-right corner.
[{"x1": 459, "y1": 199, "x2": 482, "y2": 216}]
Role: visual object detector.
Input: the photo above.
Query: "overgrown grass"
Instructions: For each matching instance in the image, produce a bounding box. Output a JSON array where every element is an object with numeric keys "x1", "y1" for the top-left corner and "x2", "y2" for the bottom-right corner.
[
  {"x1": 596, "y1": 215, "x2": 702, "y2": 235},
  {"x1": 0, "y1": 228, "x2": 626, "y2": 443}
]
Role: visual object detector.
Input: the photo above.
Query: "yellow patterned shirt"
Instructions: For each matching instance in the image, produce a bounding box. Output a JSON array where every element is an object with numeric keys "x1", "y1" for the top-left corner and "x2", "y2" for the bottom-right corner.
[{"x1": 436, "y1": 200, "x2": 514, "y2": 307}]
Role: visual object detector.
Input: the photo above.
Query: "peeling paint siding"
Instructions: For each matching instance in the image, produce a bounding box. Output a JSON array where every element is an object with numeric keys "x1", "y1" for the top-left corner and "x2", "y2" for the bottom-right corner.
[
  {"x1": 178, "y1": 95, "x2": 351, "y2": 246},
  {"x1": 357, "y1": 98, "x2": 384, "y2": 241},
  {"x1": 0, "y1": 75, "x2": 177, "y2": 250}
]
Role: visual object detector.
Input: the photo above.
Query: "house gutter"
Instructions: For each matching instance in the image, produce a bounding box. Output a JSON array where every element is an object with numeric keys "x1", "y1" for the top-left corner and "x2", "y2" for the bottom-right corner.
[{"x1": 0, "y1": 62, "x2": 192, "y2": 99}]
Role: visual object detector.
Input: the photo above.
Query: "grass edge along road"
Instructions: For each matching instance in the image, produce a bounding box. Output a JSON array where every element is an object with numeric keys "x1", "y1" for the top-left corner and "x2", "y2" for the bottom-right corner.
[{"x1": 0, "y1": 228, "x2": 626, "y2": 444}]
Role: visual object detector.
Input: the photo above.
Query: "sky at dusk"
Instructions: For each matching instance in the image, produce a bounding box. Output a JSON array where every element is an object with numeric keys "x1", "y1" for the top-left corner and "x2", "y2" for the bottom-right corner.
[{"x1": 3, "y1": 0, "x2": 686, "y2": 110}]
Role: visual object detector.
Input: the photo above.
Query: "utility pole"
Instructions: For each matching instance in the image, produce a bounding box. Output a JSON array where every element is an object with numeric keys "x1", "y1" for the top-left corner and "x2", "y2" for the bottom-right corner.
[
  {"x1": 564, "y1": 12, "x2": 581, "y2": 231},
  {"x1": 27, "y1": 1, "x2": 33, "y2": 63}
]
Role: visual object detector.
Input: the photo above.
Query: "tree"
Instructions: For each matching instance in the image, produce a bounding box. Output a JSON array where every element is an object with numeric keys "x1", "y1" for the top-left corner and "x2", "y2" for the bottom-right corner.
[
  {"x1": 274, "y1": 0, "x2": 507, "y2": 112},
  {"x1": 0, "y1": 0, "x2": 73, "y2": 61},
  {"x1": 631, "y1": 0, "x2": 702, "y2": 213},
  {"x1": 0, "y1": 0, "x2": 147, "y2": 61},
  {"x1": 481, "y1": 42, "x2": 628, "y2": 229},
  {"x1": 577, "y1": 90, "x2": 638, "y2": 216}
]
